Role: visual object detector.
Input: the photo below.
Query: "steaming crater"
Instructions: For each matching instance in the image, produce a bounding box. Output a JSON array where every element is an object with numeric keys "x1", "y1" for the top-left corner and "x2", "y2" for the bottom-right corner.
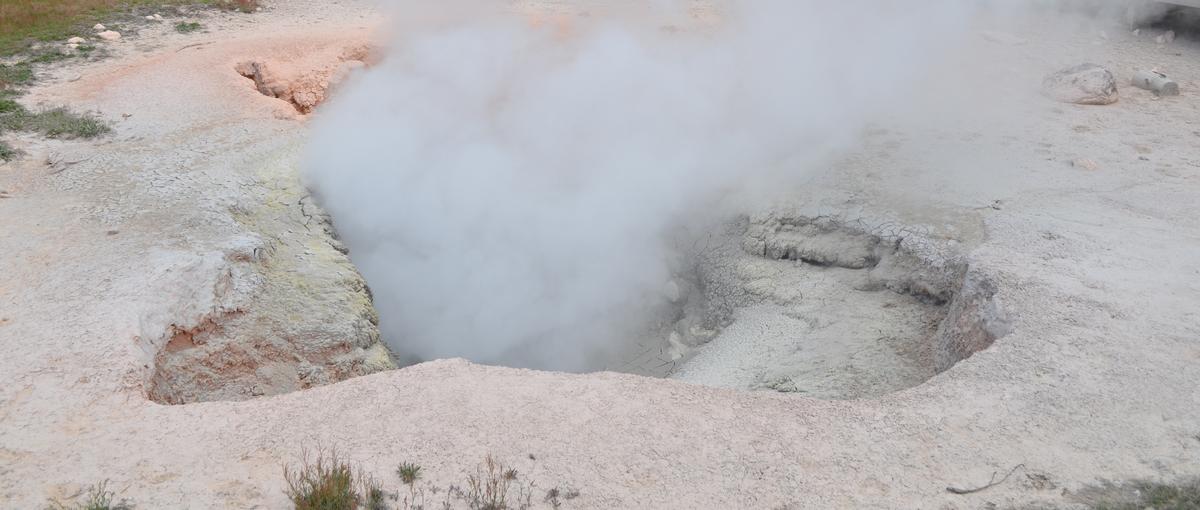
[
  {"x1": 300, "y1": 1, "x2": 983, "y2": 398},
  {"x1": 330, "y1": 210, "x2": 1009, "y2": 399}
]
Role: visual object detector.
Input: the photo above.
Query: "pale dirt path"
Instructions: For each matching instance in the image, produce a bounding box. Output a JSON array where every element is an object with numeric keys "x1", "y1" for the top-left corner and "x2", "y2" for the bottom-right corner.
[{"x1": 1, "y1": 2, "x2": 1199, "y2": 509}]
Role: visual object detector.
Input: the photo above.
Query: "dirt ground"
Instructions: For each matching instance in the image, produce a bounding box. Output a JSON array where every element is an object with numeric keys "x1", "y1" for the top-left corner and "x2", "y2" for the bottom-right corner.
[{"x1": 1, "y1": 1, "x2": 1199, "y2": 509}]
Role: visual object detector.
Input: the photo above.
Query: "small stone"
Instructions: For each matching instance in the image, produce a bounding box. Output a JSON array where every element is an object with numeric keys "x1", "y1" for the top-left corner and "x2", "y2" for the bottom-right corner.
[
  {"x1": 97, "y1": 30, "x2": 122, "y2": 41},
  {"x1": 145, "y1": 15, "x2": 156, "y2": 20},
  {"x1": 153, "y1": 14, "x2": 164, "y2": 21},
  {"x1": 67, "y1": 36, "x2": 85, "y2": 44},
  {"x1": 1042, "y1": 64, "x2": 1119, "y2": 105},
  {"x1": 1156, "y1": 30, "x2": 1176, "y2": 44},
  {"x1": 1072, "y1": 158, "x2": 1099, "y2": 171},
  {"x1": 93, "y1": 24, "x2": 106, "y2": 31}
]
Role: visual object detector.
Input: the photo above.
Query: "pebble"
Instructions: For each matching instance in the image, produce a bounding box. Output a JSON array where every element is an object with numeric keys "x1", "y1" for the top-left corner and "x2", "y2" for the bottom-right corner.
[
  {"x1": 1072, "y1": 158, "x2": 1100, "y2": 171},
  {"x1": 93, "y1": 24, "x2": 106, "y2": 31},
  {"x1": 1042, "y1": 63, "x2": 1119, "y2": 106}
]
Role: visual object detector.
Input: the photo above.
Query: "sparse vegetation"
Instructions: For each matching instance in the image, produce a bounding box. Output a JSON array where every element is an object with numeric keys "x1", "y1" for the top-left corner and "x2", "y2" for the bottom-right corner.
[
  {"x1": 29, "y1": 50, "x2": 73, "y2": 64},
  {"x1": 1076, "y1": 477, "x2": 1200, "y2": 510},
  {"x1": 361, "y1": 474, "x2": 389, "y2": 510},
  {"x1": 174, "y1": 21, "x2": 202, "y2": 33},
  {"x1": 45, "y1": 480, "x2": 133, "y2": 510},
  {"x1": 280, "y1": 452, "x2": 568, "y2": 510},
  {"x1": 0, "y1": 62, "x2": 35, "y2": 90},
  {"x1": 0, "y1": 0, "x2": 257, "y2": 57},
  {"x1": 465, "y1": 455, "x2": 529, "y2": 510},
  {"x1": 0, "y1": 101, "x2": 110, "y2": 139},
  {"x1": 283, "y1": 448, "x2": 387, "y2": 510},
  {"x1": 0, "y1": 140, "x2": 16, "y2": 161},
  {"x1": 542, "y1": 487, "x2": 579, "y2": 510},
  {"x1": 396, "y1": 462, "x2": 422, "y2": 508},
  {"x1": 214, "y1": 0, "x2": 260, "y2": 13}
]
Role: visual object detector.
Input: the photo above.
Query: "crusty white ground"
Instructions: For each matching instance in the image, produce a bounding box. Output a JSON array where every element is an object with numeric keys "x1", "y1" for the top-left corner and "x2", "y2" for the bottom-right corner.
[{"x1": 1, "y1": 2, "x2": 1199, "y2": 509}]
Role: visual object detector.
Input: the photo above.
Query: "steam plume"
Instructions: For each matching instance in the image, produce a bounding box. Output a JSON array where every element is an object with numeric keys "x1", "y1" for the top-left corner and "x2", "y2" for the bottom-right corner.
[{"x1": 304, "y1": 1, "x2": 969, "y2": 371}]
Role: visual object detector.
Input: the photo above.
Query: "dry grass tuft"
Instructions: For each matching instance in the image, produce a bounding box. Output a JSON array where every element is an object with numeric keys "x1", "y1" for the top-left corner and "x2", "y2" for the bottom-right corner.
[
  {"x1": 283, "y1": 448, "x2": 389, "y2": 510},
  {"x1": 45, "y1": 480, "x2": 133, "y2": 510}
]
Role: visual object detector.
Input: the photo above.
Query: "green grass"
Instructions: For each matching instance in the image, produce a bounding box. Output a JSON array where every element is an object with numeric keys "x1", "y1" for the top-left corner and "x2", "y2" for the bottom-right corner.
[
  {"x1": 0, "y1": 99, "x2": 111, "y2": 148},
  {"x1": 0, "y1": 102, "x2": 111, "y2": 139},
  {"x1": 0, "y1": 140, "x2": 16, "y2": 162},
  {"x1": 174, "y1": 21, "x2": 202, "y2": 33},
  {"x1": 0, "y1": 63, "x2": 35, "y2": 90},
  {"x1": 45, "y1": 480, "x2": 133, "y2": 510},
  {"x1": 0, "y1": 0, "x2": 259, "y2": 57}
]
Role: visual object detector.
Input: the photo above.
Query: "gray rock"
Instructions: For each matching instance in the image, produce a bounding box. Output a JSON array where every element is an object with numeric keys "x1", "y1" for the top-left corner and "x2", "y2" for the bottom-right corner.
[{"x1": 1042, "y1": 63, "x2": 1118, "y2": 105}]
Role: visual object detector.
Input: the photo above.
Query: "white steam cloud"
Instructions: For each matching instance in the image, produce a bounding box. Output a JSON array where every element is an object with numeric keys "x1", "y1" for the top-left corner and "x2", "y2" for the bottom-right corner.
[{"x1": 304, "y1": 1, "x2": 970, "y2": 371}]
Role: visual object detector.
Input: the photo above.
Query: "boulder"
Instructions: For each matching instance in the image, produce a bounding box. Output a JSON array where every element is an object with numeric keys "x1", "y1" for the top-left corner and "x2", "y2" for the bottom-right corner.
[{"x1": 1042, "y1": 64, "x2": 1118, "y2": 105}]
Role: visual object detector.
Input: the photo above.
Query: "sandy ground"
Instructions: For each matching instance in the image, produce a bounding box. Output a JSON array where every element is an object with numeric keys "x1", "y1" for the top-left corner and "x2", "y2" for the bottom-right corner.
[{"x1": 2, "y1": 1, "x2": 1200, "y2": 509}]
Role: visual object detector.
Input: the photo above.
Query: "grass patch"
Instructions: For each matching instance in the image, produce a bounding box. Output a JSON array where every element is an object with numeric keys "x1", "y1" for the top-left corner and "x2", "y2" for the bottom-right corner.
[
  {"x1": 28, "y1": 50, "x2": 73, "y2": 64},
  {"x1": 0, "y1": 105, "x2": 111, "y2": 139},
  {"x1": 1076, "y1": 477, "x2": 1200, "y2": 510},
  {"x1": 0, "y1": 99, "x2": 111, "y2": 141},
  {"x1": 45, "y1": 480, "x2": 133, "y2": 510},
  {"x1": 0, "y1": 0, "x2": 257, "y2": 57},
  {"x1": 0, "y1": 63, "x2": 35, "y2": 90},
  {"x1": 174, "y1": 21, "x2": 202, "y2": 33}
]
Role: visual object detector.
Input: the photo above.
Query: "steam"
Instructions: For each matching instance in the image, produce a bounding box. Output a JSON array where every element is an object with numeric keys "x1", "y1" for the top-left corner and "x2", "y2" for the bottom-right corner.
[{"x1": 303, "y1": 1, "x2": 971, "y2": 371}]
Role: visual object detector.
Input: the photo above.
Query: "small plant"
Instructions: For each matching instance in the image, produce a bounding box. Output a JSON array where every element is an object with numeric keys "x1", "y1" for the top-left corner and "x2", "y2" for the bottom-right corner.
[
  {"x1": 0, "y1": 98, "x2": 21, "y2": 114},
  {"x1": 0, "y1": 140, "x2": 16, "y2": 162},
  {"x1": 283, "y1": 448, "x2": 385, "y2": 510},
  {"x1": 45, "y1": 480, "x2": 133, "y2": 510},
  {"x1": 542, "y1": 487, "x2": 579, "y2": 509},
  {"x1": 174, "y1": 22, "x2": 202, "y2": 34},
  {"x1": 466, "y1": 455, "x2": 519, "y2": 510},
  {"x1": 397, "y1": 462, "x2": 422, "y2": 486},
  {"x1": 360, "y1": 474, "x2": 389, "y2": 510},
  {"x1": 396, "y1": 462, "x2": 422, "y2": 509}
]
